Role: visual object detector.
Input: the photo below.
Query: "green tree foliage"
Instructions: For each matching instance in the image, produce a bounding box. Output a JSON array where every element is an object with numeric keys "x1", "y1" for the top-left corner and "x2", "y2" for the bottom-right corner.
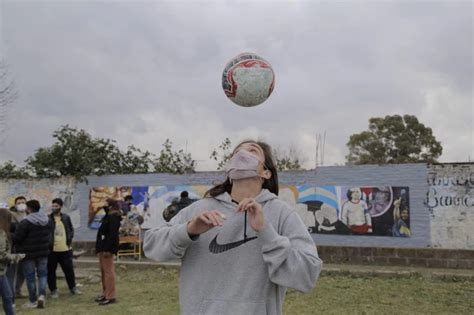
[
  {"x1": 0, "y1": 161, "x2": 30, "y2": 179},
  {"x1": 153, "y1": 139, "x2": 195, "y2": 174},
  {"x1": 346, "y1": 114, "x2": 443, "y2": 165},
  {"x1": 273, "y1": 146, "x2": 303, "y2": 171},
  {"x1": 209, "y1": 138, "x2": 233, "y2": 170},
  {"x1": 23, "y1": 125, "x2": 194, "y2": 180}
]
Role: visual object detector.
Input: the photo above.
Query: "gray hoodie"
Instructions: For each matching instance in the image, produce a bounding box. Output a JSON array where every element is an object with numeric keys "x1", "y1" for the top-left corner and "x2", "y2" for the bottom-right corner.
[
  {"x1": 25, "y1": 211, "x2": 50, "y2": 226},
  {"x1": 144, "y1": 189, "x2": 322, "y2": 315}
]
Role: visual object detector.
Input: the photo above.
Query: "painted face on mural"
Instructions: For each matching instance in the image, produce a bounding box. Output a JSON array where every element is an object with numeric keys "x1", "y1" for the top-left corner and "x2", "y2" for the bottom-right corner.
[
  {"x1": 349, "y1": 188, "x2": 361, "y2": 201},
  {"x1": 401, "y1": 209, "x2": 409, "y2": 221}
]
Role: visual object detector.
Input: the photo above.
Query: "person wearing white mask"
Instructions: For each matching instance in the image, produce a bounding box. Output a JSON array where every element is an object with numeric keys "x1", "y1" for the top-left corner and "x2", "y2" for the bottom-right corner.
[
  {"x1": 144, "y1": 140, "x2": 322, "y2": 315},
  {"x1": 6, "y1": 197, "x2": 28, "y2": 303},
  {"x1": 10, "y1": 197, "x2": 27, "y2": 226}
]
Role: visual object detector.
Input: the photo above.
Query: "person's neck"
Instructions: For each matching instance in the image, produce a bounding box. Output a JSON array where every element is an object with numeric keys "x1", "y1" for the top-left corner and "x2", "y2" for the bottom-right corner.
[
  {"x1": 53, "y1": 212, "x2": 61, "y2": 217},
  {"x1": 230, "y1": 178, "x2": 263, "y2": 202}
]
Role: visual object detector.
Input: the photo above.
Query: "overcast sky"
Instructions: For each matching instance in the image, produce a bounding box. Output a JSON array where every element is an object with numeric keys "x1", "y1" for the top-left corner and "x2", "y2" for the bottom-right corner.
[{"x1": 0, "y1": 0, "x2": 472, "y2": 170}]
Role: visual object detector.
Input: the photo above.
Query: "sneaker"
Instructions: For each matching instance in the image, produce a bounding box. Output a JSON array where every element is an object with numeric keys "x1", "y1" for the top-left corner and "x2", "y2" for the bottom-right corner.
[
  {"x1": 98, "y1": 298, "x2": 116, "y2": 306},
  {"x1": 50, "y1": 290, "x2": 59, "y2": 299},
  {"x1": 37, "y1": 295, "x2": 45, "y2": 309},
  {"x1": 22, "y1": 301, "x2": 38, "y2": 309},
  {"x1": 70, "y1": 287, "x2": 83, "y2": 295},
  {"x1": 94, "y1": 295, "x2": 106, "y2": 303}
]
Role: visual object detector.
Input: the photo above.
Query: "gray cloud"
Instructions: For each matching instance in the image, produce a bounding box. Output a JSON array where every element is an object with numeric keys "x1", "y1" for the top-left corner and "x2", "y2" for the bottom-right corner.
[{"x1": 1, "y1": 0, "x2": 472, "y2": 169}]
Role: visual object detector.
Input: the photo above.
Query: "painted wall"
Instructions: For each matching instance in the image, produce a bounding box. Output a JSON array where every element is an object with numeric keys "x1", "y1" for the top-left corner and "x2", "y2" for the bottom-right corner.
[
  {"x1": 0, "y1": 177, "x2": 79, "y2": 228},
  {"x1": 427, "y1": 164, "x2": 474, "y2": 249},
  {"x1": 1, "y1": 163, "x2": 472, "y2": 249},
  {"x1": 72, "y1": 163, "x2": 430, "y2": 248}
]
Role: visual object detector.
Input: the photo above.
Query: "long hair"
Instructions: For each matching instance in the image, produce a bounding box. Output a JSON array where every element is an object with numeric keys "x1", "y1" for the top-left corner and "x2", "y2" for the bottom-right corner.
[
  {"x1": 0, "y1": 208, "x2": 12, "y2": 242},
  {"x1": 205, "y1": 140, "x2": 279, "y2": 198}
]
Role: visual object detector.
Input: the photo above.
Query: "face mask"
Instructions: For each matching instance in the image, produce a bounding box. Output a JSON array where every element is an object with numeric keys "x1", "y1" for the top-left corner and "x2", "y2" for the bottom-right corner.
[
  {"x1": 52, "y1": 207, "x2": 61, "y2": 214},
  {"x1": 16, "y1": 204, "x2": 27, "y2": 212},
  {"x1": 225, "y1": 150, "x2": 264, "y2": 180}
]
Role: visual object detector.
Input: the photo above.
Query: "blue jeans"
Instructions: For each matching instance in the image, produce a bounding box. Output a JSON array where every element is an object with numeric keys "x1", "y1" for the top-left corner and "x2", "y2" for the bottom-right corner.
[
  {"x1": 22, "y1": 257, "x2": 48, "y2": 303},
  {"x1": 5, "y1": 262, "x2": 25, "y2": 304},
  {"x1": 0, "y1": 275, "x2": 15, "y2": 315}
]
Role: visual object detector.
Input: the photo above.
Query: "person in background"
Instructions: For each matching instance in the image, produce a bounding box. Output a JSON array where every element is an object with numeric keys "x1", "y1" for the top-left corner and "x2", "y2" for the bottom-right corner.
[
  {"x1": 0, "y1": 204, "x2": 26, "y2": 315},
  {"x1": 47, "y1": 198, "x2": 82, "y2": 298},
  {"x1": 120, "y1": 195, "x2": 134, "y2": 216},
  {"x1": 6, "y1": 196, "x2": 27, "y2": 302},
  {"x1": 95, "y1": 199, "x2": 122, "y2": 306},
  {"x1": 175, "y1": 191, "x2": 196, "y2": 213},
  {"x1": 12, "y1": 200, "x2": 52, "y2": 309}
]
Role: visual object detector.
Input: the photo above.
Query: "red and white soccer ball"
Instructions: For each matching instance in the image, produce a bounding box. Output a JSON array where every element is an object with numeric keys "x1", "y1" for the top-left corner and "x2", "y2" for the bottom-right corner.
[{"x1": 222, "y1": 53, "x2": 275, "y2": 107}]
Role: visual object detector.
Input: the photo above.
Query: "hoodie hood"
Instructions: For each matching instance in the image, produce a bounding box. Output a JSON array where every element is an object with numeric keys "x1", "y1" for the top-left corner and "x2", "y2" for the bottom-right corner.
[
  {"x1": 25, "y1": 211, "x2": 50, "y2": 226},
  {"x1": 214, "y1": 189, "x2": 278, "y2": 207}
]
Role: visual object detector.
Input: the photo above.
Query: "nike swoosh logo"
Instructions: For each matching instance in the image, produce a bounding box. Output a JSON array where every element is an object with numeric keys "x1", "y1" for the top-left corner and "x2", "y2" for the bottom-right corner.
[{"x1": 209, "y1": 235, "x2": 258, "y2": 254}]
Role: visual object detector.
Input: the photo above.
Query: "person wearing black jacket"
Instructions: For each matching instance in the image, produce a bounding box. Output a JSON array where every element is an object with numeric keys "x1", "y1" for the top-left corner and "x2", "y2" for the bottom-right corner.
[
  {"x1": 176, "y1": 191, "x2": 195, "y2": 213},
  {"x1": 5, "y1": 196, "x2": 27, "y2": 304},
  {"x1": 95, "y1": 199, "x2": 122, "y2": 306},
  {"x1": 47, "y1": 198, "x2": 81, "y2": 298},
  {"x1": 12, "y1": 200, "x2": 52, "y2": 309}
]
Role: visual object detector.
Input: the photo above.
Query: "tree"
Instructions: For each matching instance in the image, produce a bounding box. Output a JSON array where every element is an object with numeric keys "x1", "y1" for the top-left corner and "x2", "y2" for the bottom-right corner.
[
  {"x1": 153, "y1": 139, "x2": 195, "y2": 174},
  {"x1": 273, "y1": 146, "x2": 304, "y2": 171},
  {"x1": 346, "y1": 114, "x2": 443, "y2": 165},
  {"x1": 25, "y1": 125, "x2": 195, "y2": 179},
  {"x1": 0, "y1": 161, "x2": 30, "y2": 179},
  {"x1": 210, "y1": 138, "x2": 233, "y2": 170}
]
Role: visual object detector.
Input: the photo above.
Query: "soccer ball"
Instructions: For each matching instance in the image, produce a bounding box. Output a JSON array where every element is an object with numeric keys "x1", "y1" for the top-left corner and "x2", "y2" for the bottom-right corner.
[{"x1": 222, "y1": 52, "x2": 275, "y2": 107}]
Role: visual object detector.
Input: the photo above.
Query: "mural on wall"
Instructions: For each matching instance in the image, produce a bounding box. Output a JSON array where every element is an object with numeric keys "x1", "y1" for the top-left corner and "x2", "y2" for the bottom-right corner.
[
  {"x1": 280, "y1": 185, "x2": 411, "y2": 237},
  {"x1": 0, "y1": 178, "x2": 79, "y2": 228},
  {"x1": 88, "y1": 185, "x2": 210, "y2": 230},
  {"x1": 89, "y1": 184, "x2": 410, "y2": 237}
]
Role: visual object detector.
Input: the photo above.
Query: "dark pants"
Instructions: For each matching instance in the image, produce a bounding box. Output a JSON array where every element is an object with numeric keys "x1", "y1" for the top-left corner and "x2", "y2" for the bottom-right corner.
[
  {"x1": 47, "y1": 250, "x2": 76, "y2": 292},
  {"x1": 0, "y1": 275, "x2": 15, "y2": 315},
  {"x1": 22, "y1": 257, "x2": 48, "y2": 303},
  {"x1": 5, "y1": 262, "x2": 25, "y2": 303}
]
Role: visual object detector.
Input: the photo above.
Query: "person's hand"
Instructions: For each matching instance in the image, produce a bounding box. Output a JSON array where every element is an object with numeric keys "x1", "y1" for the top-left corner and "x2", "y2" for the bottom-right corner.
[
  {"x1": 236, "y1": 198, "x2": 265, "y2": 232},
  {"x1": 187, "y1": 211, "x2": 226, "y2": 236},
  {"x1": 102, "y1": 252, "x2": 113, "y2": 258},
  {"x1": 13, "y1": 253, "x2": 26, "y2": 263}
]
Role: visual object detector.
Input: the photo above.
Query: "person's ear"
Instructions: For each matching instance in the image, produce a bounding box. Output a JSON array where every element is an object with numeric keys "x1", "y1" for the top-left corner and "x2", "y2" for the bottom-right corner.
[{"x1": 262, "y1": 169, "x2": 272, "y2": 180}]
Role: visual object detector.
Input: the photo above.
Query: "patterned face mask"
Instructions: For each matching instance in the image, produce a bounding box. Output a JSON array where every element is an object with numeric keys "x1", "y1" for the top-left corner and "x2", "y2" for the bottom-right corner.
[{"x1": 225, "y1": 150, "x2": 264, "y2": 180}]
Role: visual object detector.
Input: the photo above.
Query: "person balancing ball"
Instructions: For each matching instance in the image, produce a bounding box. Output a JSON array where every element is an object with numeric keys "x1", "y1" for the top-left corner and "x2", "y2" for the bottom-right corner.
[
  {"x1": 144, "y1": 140, "x2": 322, "y2": 314},
  {"x1": 222, "y1": 52, "x2": 275, "y2": 107}
]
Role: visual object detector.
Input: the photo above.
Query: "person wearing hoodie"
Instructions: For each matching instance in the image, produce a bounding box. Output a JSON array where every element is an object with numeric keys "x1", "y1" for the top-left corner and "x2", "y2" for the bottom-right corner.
[
  {"x1": 6, "y1": 196, "x2": 27, "y2": 301},
  {"x1": 144, "y1": 140, "x2": 323, "y2": 315},
  {"x1": 94, "y1": 199, "x2": 122, "y2": 306},
  {"x1": 0, "y1": 204, "x2": 26, "y2": 315},
  {"x1": 12, "y1": 200, "x2": 52, "y2": 309}
]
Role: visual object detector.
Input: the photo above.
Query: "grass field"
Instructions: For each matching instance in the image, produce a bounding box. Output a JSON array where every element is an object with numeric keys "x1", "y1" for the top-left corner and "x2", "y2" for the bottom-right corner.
[{"x1": 17, "y1": 265, "x2": 474, "y2": 314}]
